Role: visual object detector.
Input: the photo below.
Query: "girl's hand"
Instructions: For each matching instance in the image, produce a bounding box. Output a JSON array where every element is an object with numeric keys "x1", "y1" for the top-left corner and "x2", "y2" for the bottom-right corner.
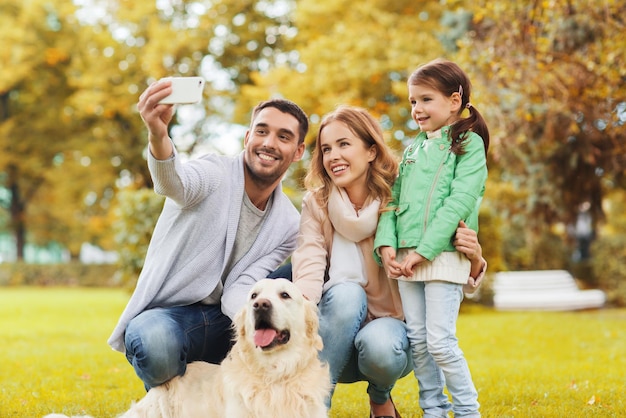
[
  {"x1": 399, "y1": 251, "x2": 426, "y2": 277},
  {"x1": 379, "y1": 246, "x2": 402, "y2": 279}
]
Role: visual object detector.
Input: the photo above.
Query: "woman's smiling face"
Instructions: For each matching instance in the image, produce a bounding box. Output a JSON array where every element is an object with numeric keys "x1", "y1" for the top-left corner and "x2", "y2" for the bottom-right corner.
[{"x1": 319, "y1": 120, "x2": 376, "y2": 196}]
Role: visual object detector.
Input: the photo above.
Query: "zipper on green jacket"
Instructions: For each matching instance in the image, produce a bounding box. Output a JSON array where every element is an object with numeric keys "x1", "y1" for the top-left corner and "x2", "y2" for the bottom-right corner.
[{"x1": 423, "y1": 147, "x2": 452, "y2": 233}]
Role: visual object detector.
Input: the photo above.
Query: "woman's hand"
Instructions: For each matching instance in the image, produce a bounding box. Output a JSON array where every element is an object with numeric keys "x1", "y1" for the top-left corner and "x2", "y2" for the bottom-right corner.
[
  {"x1": 453, "y1": 220, "x2": 482, "y2": 263},
  {"x1": 454, "y1": 220, "x2": 486, "y2": 291}
]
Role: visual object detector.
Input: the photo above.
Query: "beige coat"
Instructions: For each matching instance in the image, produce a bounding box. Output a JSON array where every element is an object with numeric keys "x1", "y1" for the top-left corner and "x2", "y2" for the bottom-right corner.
[{"x1": 292, "y1": 192, "x2": 404, "y2": 322}]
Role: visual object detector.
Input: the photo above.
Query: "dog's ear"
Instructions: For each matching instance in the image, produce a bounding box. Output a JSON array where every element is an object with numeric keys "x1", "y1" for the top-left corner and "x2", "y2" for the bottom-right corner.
[{"x1": 304, "y1": 300, "x2": 323, "y2": 351}]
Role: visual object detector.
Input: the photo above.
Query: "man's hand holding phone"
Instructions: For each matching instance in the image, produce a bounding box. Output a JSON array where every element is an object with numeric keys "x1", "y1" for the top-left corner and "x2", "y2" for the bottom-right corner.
[{"x1": 137, "y1": 76, "x2": 204, "y2": 160}]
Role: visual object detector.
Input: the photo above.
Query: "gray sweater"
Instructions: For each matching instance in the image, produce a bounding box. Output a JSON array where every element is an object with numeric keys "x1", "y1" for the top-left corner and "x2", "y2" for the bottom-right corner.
[{"x1": 108, "y1": 148, "x2": 300, "y2": 352}]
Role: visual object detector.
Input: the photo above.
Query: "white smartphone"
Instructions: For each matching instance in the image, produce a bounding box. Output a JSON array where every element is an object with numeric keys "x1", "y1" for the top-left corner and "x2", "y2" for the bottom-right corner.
[{"x1": 158, "y1": 76, "x2": 205, "y2": 104}]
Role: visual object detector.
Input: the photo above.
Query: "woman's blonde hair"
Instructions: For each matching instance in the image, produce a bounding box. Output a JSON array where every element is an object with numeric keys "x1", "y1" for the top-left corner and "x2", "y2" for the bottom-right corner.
[{"x1": 304, "y1": 105, "x2": 398, "y2": 211}]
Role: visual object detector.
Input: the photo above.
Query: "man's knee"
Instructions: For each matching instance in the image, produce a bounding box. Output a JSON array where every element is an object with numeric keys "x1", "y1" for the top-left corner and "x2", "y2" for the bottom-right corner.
[{"x1": 125, "y1": 311, "x2": 186, "y2": 388}]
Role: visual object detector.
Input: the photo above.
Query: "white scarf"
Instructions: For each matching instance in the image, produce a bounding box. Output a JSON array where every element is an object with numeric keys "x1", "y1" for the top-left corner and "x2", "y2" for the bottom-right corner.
[
  {"x1": 327, "y1": 186, "x2": 379, "y2": 242},
  {"x1": 326, "y1": 187, "x2": 380, "y2": 287}
]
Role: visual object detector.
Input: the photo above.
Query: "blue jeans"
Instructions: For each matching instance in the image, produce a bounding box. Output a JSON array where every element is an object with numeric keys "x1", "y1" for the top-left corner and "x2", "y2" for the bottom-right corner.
[
  {"x1": 124, "y1": 303, "x2": 233, "y2": 390},
  {"x1": 398, "y1": 280, "x2": 480, "y2": 418},
  {"x1": 318, "y1": 282, "x2": 413, "y2": 406}
]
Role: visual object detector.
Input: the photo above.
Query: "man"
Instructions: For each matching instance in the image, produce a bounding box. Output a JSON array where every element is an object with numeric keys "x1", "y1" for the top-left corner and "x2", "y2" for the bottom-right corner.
[{"x1": 108, "y1": 79, "x2": 307, "y2": 389}]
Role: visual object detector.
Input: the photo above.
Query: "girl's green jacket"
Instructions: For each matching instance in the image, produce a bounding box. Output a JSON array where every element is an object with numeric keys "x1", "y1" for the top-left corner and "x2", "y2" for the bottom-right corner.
[{"x1": 374, "y1": 125, "x2": 488, "y2": 263}]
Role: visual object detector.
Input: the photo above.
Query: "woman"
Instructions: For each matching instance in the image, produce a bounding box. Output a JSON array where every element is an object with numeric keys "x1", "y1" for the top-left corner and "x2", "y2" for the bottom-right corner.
[{"x1": 291, "y1": 106, "x2": 486, "y2": 418}]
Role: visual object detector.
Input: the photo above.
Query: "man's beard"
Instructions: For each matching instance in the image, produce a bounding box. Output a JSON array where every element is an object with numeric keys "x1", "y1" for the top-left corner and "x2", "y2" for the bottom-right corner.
[{"x1": 245, "y1": 158, "x2": 284, "y2": 189}]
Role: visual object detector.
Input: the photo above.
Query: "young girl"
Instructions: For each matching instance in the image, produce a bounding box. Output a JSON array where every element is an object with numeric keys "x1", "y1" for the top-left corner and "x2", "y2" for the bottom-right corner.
[{"x1": 375, "y1": 59, "x2": 489, "y2": 417}]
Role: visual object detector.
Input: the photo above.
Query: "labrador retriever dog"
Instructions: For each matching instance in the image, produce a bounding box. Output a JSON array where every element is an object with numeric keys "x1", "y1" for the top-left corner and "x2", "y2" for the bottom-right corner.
[{"x1": 120, "y1": 278, "x2": 330, "y2": 418}]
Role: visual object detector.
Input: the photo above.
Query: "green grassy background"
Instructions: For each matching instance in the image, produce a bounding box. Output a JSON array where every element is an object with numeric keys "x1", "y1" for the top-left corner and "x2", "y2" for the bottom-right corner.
[{"x1": 1, "y1": 287, "x2": 624, "y2": 417}]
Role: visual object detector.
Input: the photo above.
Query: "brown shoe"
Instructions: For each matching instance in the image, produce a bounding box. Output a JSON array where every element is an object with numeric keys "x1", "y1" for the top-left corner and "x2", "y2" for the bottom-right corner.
[
  {"x1": 391, "y1": 396, "x2": 402, "y2": 418},
  {"x1": 369, "y1": 397, "x2": 401, "y2": 418},
  {"x1": 369, "y1": 410, "x2": 395, "y2": 418}
]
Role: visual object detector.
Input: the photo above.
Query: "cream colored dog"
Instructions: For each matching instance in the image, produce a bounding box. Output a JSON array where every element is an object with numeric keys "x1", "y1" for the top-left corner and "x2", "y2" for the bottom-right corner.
[{"x1": 120, "y1": 278, "x2": 330, "y2": 418}]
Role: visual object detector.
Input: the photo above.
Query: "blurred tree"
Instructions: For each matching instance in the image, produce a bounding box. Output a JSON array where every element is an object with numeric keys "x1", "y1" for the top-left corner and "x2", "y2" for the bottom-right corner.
[
  {"x1": 99, "y1": 0, "x2": 301, "y2": 154},
  {"x1": 0, "y1": 0, "x2": 88, "y2": 259},
  {"x1": 0, "y1": 0, "x2": 157, "y2": 259},
  {"x1": 110, "y1": 188, "x2": 164, "y2": 288},
  {"x1": 591, "y1": 189, "x2": 626, "y2": 305},
  {"x1": 455, "y1": 0, "x2": 626, "y2": 254},
  {"x1": 236, "y1": 0, "x2": 468, "y2": 144}
]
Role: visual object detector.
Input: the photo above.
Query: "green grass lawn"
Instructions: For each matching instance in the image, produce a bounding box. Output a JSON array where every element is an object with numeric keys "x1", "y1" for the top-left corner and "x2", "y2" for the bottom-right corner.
[{"x1": 1, "y1": 287, "x2": 624, "y2": 417}]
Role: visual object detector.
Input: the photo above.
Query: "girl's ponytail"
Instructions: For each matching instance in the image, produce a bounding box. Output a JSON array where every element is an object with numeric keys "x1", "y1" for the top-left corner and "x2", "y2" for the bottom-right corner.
[{"x1": 451, "y1": 104, "x2": 490, "y2": 156}]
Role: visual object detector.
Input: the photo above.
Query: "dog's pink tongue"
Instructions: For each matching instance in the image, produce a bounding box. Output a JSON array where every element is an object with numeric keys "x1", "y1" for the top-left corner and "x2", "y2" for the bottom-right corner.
[{"x1": 254, "y1": 329, "x2": 277, "y2": 347}]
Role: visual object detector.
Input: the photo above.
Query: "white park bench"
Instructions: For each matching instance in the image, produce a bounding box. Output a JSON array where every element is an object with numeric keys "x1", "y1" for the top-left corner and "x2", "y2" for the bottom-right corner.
[{"x1": 492, "y1": 270, "x2": 606, "y2": 311}]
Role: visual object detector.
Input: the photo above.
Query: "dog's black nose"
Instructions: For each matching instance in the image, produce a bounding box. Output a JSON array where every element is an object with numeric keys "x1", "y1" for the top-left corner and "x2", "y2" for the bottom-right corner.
[{"x1": 253, "y1": 298, "x2": 272, "y2": 311}]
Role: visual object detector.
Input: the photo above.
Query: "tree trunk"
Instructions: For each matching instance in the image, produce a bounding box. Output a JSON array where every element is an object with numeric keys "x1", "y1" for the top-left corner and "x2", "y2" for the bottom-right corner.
[{"x1": 8, "y1": 168, "x2": 26, "y2": 261}]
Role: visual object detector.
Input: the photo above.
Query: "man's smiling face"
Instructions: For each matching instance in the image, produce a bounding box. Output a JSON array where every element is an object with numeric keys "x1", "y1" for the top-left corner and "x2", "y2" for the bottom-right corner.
[{"x1": 243, "y1": 107, "x2": 304, "y2": 188}]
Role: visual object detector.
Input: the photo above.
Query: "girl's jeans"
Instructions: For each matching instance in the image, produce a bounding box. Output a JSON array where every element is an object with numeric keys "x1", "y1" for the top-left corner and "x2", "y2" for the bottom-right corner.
[
  {"x1": 398, "y1": 280, "x2": 480, "y2": 418},
  {"x1": 124, "y1": 303, "x2": 233, "y2": 390},
  {"x1": 318, "y1": 282, "x2": 413, "y2": 406}
]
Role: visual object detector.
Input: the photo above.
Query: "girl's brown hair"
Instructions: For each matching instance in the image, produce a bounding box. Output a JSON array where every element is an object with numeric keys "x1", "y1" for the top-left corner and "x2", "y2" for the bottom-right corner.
[
  {"x1": 409, "y1": 58, "x2": 489, "y2": 155},
  {"x1": 304, "y1": 105, "x2": 398, "y2": 211}
]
